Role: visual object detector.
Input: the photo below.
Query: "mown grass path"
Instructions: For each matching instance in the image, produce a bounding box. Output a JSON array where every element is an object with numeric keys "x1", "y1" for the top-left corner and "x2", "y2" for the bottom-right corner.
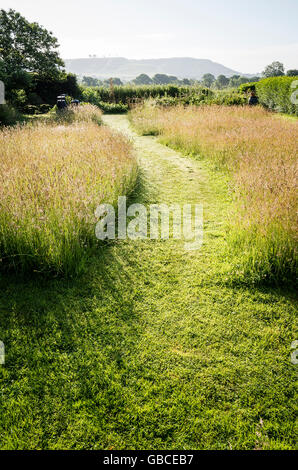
[{"x1": 0, "y1": 115, "x2": 296, "y2": 450}]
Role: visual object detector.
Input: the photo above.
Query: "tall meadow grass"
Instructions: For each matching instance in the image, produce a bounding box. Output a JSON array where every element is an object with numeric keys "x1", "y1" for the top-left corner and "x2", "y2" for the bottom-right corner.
[
  {"x1": 0, "y1": 117, "x2": 137, "y2": 275},
  {"x1": 130, "y1": 104, "x2": 298, "y2": 284},
  {"x1": 50, "y1": 103, "x2": 103, "y2": 125}
]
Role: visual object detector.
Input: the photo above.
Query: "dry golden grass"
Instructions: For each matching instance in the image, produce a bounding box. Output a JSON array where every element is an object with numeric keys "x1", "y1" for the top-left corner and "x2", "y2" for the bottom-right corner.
[
  {"x1": 0, "y1": 120, "x2": 137, "y2": 274},
  {"x1": 130, "y1": 104, "x2": 298, "y2": 282},
  {"x1": 50, "y1": 103, "x2": 103, "y2": 125}
]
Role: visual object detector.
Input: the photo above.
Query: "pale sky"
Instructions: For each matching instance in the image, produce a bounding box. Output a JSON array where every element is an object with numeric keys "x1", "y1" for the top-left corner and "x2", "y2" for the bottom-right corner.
[{"x1": 1, "y1": 0, "x2": 298, "y2": 74}]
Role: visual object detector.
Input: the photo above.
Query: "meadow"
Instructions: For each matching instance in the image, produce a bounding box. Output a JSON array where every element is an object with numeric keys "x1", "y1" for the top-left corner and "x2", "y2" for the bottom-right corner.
[
  {"x1": 0, "y1": 90, "x2": 297, "y2": 451},
  {"x1": 0, "y1": 113, "x2": 296, "y2": 450},
  {"x1": 0, "y1": 105, "x2": 137, "y2": 275},
  {"x1": 129, "y1": 103, "x2": 298, "y2": 284},
  {"x1": 0, "y1": 3, "x2": 297, "y2": 451}
]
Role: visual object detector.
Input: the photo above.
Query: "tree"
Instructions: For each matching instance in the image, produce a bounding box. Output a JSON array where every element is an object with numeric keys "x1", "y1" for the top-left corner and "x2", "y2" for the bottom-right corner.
[
  {"x1": 229, "y1": 75, "x2": 251, "y2": 88},
  {"x1": 263, "y1": 61, "x2": 285, "y2": 78},
  {"x1": 287, "y1": 69, "x2": 298, "y2": 77},
  {"x1": 111, "y1": 78, "x2": 123, "y2": 86},
  {"x1": 82, "y1": 76, "x2": 102, "y2": 87},
  {"x1": 133, "y1": 74, "x2": 153, "y2": 85},
  {"x1": 201, "y1": 73, "x2": 215, "y2": 88},
  {"x1": 249, "y1": 76, "x2": 261, "y2": 82},
  {"x1": 153, "y1": 74, "x2": 172, "y2": 85},
  {"x1": 103, "y1": 77, "x2": 123, "y2": 86},
  {"x1": 0, "y1": 9, "x2": 64, "y2": 78},
  {"x1": 168, "y1": 75, "x2": 179, "y2": 83},
  {"x1": 215, "y1": 75, "x2": 229, "y2": 89},
  {"x1": 32, "y1": 73, "x2": 81, "y2": 105}
]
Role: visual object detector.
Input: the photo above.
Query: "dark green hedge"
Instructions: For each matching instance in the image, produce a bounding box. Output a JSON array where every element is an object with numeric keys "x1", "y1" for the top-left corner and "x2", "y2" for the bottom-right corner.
[
  {"x1": 1, "y1": 71, "x2": 82, "y2": 113},
  {"x1": 97, "y1": 101, "x2": 128, "y2": 114},
  {"x1": 81, "y1": 84, "x2": 205, "y2": 106},
  {"x1": 256, "y1": 76, "x2": 298, "y2": 115},
  {"x1": 0, "y1": 104, "x2": 21, "y2": 125}
]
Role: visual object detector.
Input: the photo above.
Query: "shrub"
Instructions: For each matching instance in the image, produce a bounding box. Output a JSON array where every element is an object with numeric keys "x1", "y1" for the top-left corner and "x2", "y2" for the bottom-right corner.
[
  {"x1": 98, "y1": 101, "x2": 128, "y2": 114},
  {"x1": 0, "y1": 104, "x2": 21, "y2": 125},
  {"x1": 24, "y1": 103, "x2": 52, "y2": 115},
  {"x1": 153, "y1": 89, "x2": 246, "y2": 107},
  {"x1": 0, "y1": 121, "x2": 137, "y2": 275},
  {"x1": 238, "y1": 82, "x2": 258, "y2": 93},
  {"x1": 80, "y1": 87, "x2": 99, "y2": 105},
  {"x1": 131, "y1": 88, "x2": 212, "y2": 108},
  {"x1": 8, "y1": 88, "x2": 27, "y2": 111},
  {"x1": 39, "y1": 104, "x2": 52, "y2": 114},
  {"x1": 256, "y1": 76, "x2": 298, "y2": 115},
  {"x1": 155, "y1": 96, "x2": 182, "y2": 107},
  {"x1": 206, "y1": 90, "x2": 247, "y2": 106},
  {"x1": 23, "y1": 104, "x2": 40, "y2": 115}
]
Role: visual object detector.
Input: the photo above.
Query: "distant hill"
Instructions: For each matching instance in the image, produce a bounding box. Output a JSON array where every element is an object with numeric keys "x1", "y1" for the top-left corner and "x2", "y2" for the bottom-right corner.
[{"x1": 64, "y1": 57, "x2": 242, "y2": 80}]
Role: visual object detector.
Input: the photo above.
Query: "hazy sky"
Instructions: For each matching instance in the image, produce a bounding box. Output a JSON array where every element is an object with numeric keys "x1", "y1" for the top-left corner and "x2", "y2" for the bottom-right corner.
[{"x1": 2, "y1": 0, "x2": 298, "y2": 73}]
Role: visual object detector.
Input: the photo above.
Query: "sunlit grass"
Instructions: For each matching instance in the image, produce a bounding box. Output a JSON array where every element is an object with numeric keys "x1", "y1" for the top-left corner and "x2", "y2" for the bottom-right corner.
[
  {"x1": 0, "y1": 120, "x2": 137, "y2": 274},
  {"x1": 49, "y1": 103, "x2": 103, "y2": 125},
  {"x1": 130, "y1": 104, "x2": 298, "y2": 284},
  {"x1": 0, "y1": 114, "x2": 296, "y2": 450}
]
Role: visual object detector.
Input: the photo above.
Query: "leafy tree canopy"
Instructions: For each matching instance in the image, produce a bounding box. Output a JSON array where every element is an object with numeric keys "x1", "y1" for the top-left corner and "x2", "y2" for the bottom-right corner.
[
  {"x1": 287, "y1": 69, "x2": 298, "y2": 77},
  {"x1": 263, "y1": 61, "x2": 285, "y2": 78},
  {"x1": 111, "y1": 77, "x2": 123, "y2": 86},
  {"x1": 133, "y1": 74, "x2": 153, "y2": 85},
  {"x1": 201, "y1": 73, "x2": 215, "y2": 87},
  {"x1": 103, "y1": 77, "x2": 123, "y2": 86},
  {"x1": 215, "y1": 74, "x2": 230, "y2": 89},
  {"x1": 82, "y1": 76, "x2": 102, "y2": 87},
  {"x1": 153, "y1": 74, "x2": 173, "y2": 85},
  {"x1": 0, "y1": 9, "x2": 64, "y2": 78}
]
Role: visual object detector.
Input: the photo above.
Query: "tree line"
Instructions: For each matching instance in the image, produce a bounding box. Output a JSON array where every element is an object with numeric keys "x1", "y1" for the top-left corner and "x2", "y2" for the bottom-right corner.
[
  {"x1": 1, "y1": 7, "x2": 297, "y2": 123},
  {"x1": 82, "y1": 62, "x2": 298, "y2": 90}
]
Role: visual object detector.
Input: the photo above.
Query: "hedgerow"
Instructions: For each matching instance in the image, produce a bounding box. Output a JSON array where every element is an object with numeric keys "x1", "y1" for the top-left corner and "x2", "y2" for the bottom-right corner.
[
  {"x1": 81, "y1": 84, "x2": 207, "y2": 109},
  {"x1": 205, "y1": 90, "x2": 247, "y2": 106},
  {"x1": 256, "y1": 76, "x2": 298, "y2": 115},
  {"x1": 97, "y1": 101, "x2": 128, "y2": 114}
]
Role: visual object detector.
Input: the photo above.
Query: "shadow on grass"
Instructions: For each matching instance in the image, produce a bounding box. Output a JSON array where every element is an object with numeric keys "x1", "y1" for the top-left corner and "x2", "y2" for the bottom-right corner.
[
  {"x1": 0, "y1": 164, "x2": 297, "y2": 449},
  {"x1": 0, "y1": 168, "x2": 152, "y2": 364}
]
